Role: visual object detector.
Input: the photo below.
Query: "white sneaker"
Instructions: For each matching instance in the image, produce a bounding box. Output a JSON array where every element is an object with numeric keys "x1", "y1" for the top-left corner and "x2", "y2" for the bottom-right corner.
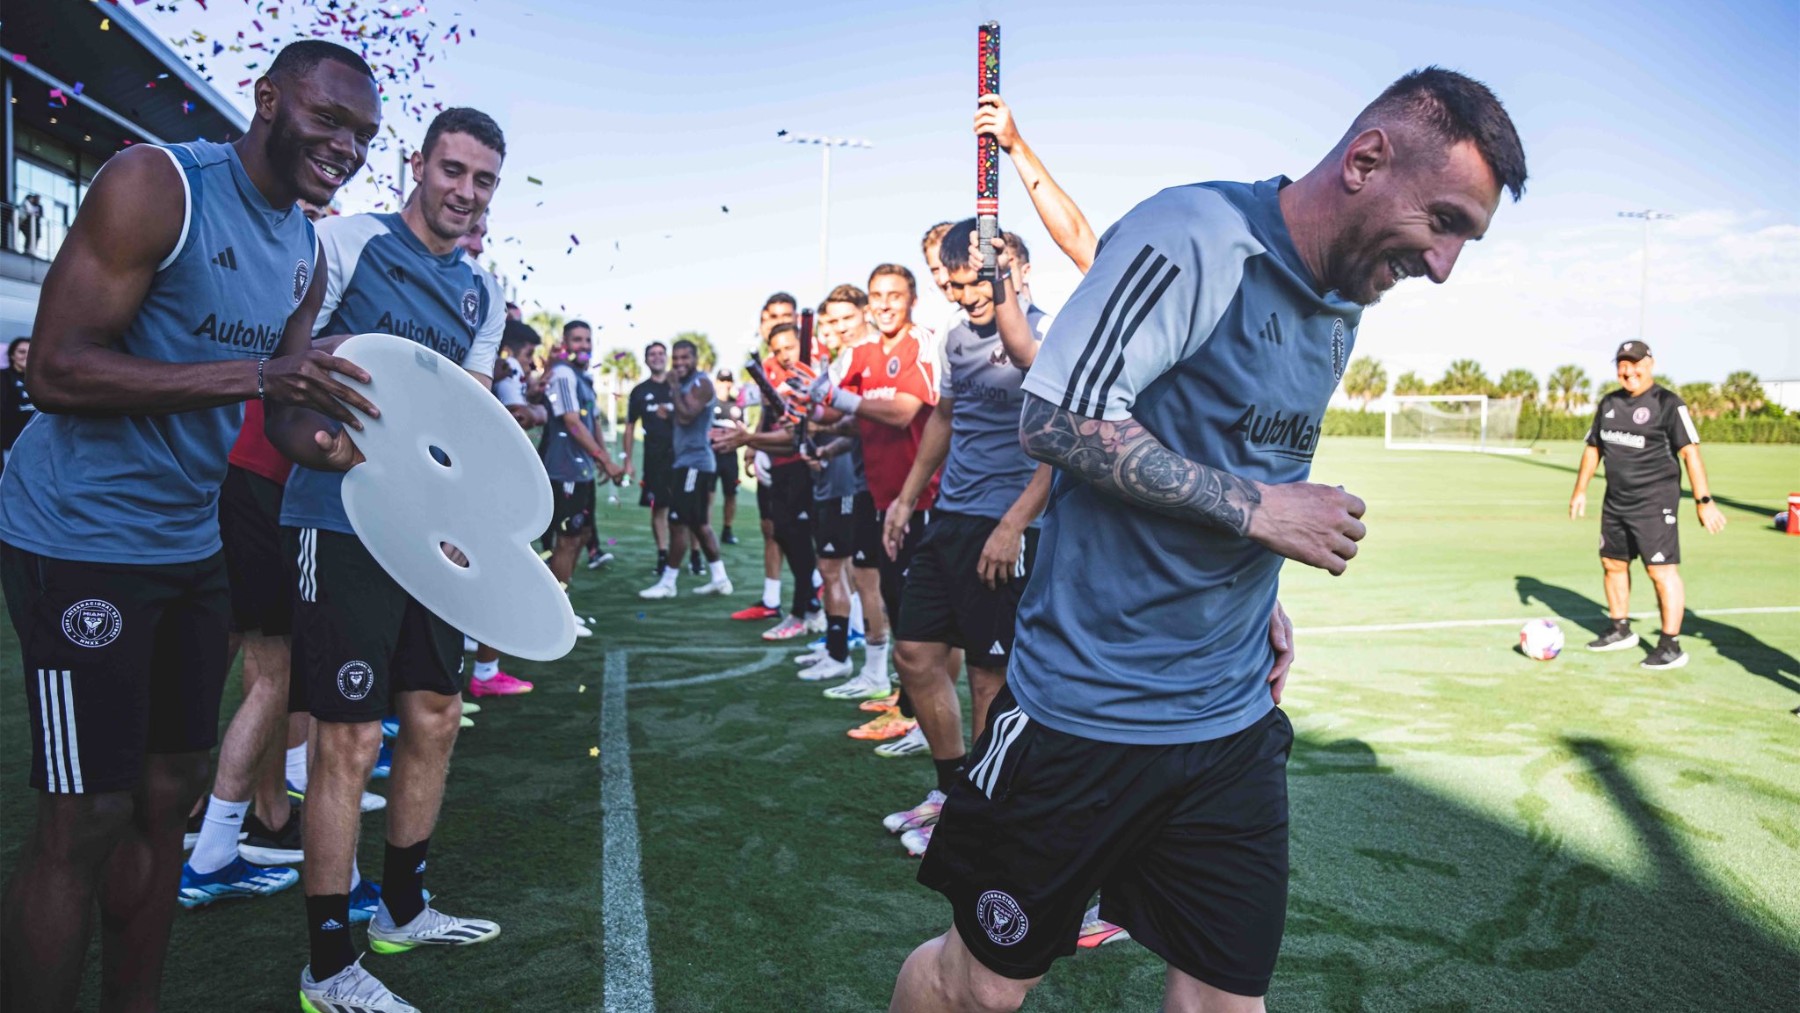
[
  {"x1": 803, "y1": 611, "x2": 827, "y2": 634},
  {"x1": 368, "y1": 902, "x2": 501, "y2": 954},
  {"x1": 900, "y1": 824, "x2": 934, "y2": 857},
  {"x1": 360, "y1": 791, "x2": 386, "y2": 813},
  {"x1": 797, "y1": 656, "x2": 853, "y2": 682},
  {"x1": 794, "y1": 645, "x2": 830, "y2": 666},
  {"x1": 823, "y1": 668, "x2": 891, "y2": 701},
  {"x1": 638, "y1": 582, "x2": 677, "y2": 600},
  {"x1": 300, "y1": 956, "x2": 419, "y2": 1013},
  {"x1": 873, "y1": 725, "x2": 930, "y2": 758},
  {"x1": 693, "y1": 578, "x2": 733, "y2": 596},
  {"x1": 883, "y1": 789, "x2": 947, "y2": 833}
]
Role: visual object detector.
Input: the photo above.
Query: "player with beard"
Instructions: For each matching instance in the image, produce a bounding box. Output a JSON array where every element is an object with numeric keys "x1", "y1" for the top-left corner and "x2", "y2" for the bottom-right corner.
[
  {"x1": 880, "y1": 223, "x2": 1052, "y2": 861},
  {"x1": 640, "y1": 340, "x2": 731, "y2": 597},
  {"x1": 0, "y1": 40, "x2": 378, "y2": 1012},
  {"x1": 270, "y1": 106, "x2": 514, "y2": 1011},
  {"x1": 623, "y1": 341, "x2": 675, "y2": 574},
  {"x1": 544, "y1": 322, "x2": 626, "y2": 592},
  {"x1": 890, "y1": 68, "x2": 1526, "y2": 1012}
]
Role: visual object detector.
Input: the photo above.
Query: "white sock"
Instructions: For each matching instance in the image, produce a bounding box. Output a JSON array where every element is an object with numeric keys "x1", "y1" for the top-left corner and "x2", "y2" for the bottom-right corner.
[
  {"x1": 473, "y1": 659, "x2": 499, "y2": 681},
  {"x1": 762, "y1": 578, "x2": 782, "y2": 609},
  {"x1": 190, "y1": 796, "x2": 249, "y2": 875},
  {"x1": 660, "y1": 567, "x2": 680, "y2": 587},
  {"x1": 849, "y1": 592, "x2": 865, "y2": 635},
  {"x1": 350, "y1": 858, "x2": 362, "y2": 892},
  {"x1": 285, "y1": 744, "x2": 307, "y2": 790},
  {"x1": 811, "y1": 569, "x2": 823, "y2": 589},
  {"x1": 864, "y1": 641, "x2": 890, "y2": 681},
  {"x1": 709, "y1": 560, "x2": 727, "y2": 582}
]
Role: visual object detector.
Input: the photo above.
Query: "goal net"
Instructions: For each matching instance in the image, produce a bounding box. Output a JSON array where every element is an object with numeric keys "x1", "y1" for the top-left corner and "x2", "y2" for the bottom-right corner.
[{"x1": 1384, "y1": 395, "x2": 1528, "y2": 454}]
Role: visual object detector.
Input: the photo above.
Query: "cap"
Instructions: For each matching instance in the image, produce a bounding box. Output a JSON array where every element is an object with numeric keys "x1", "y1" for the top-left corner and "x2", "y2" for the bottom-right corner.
[{"x1": 1615, "y1": 340, "x2": 1651, "y2": 362}]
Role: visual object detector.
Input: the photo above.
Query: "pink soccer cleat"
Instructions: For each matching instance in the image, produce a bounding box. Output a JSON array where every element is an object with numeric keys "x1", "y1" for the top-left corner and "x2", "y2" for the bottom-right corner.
[{"x1": 468, "y1": 672, "x2": 534, "y2": 697}]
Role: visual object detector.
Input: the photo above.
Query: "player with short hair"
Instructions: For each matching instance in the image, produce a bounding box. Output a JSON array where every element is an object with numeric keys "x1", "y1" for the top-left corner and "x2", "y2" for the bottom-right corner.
[
  {"x1": 0, "y1": 337, "x2": 32, "y2": 476},
  {"x1": 880, "y1": 221, "x2": 1052, "y2": 858},
  {"x1": 270, "y1": 104, "x2": 513, "y2": 1011},
  {"x1": 544, "y1": 321, "x2": 626, "y2": 591},
  {"x1": 733, "y1": 293, "x2": 802, "y2": 620},
  {"x1": 623, "y1": 341, "x2": 674, "y2": 573},
  {"x1": 0, "y1": 39, "x2": 378, "y2": 1012},
  {"x1": 890, "y1": 66, "x2": 1527, "y2": 1011},
  {"x1": 1568, "y1": 341, "x2": 1725, "y2": 669},
  {"x1": 640, "y1": 339, "x2": 732, "y2": 597},
  {"x1": 712, "y1": 368, "x2": 747, "y2": 544}
]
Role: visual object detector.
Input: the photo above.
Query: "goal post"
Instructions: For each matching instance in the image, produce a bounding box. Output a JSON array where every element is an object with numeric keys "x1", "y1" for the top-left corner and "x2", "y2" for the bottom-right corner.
[{"x1": 1383, "y1": 395, "x2": 1530, "y2": 454}]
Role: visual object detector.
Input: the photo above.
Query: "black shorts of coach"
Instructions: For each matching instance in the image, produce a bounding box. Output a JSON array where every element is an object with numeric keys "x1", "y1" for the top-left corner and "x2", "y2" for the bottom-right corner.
[
  {"x1": 713, "y1": 449, "x2": 740, "y2": 496},
  {"x1": 639, "y1": 445, "x2": 674, "y2": 508},
  {"x1": 894, "y1": 512, "x2": 1036, "y2": 670},
  {"x1": 2, "y1": 542, "x2": 230, "y2": 794},
  {"x1": 285, "y1": 528, "x2": 462, "y2": 723},
  {"x1": 1599, "y1": 500, "x2": 1680, "y2": 565},
  {"x1": 875, "y1": 504, "x2": 930, "y2": 630},
  {"x1": 666, "y1": 466, "x2": 714, "y2": 529},
  {"x1": 920, "y1": 685, "x2": 1294, "y2": 995},
  {"x1": 551, "y1": 478, "x2": 596, "y2": 538},
  {"x1": 220, "y1": 465, "x2": 294, "y2": 636}
]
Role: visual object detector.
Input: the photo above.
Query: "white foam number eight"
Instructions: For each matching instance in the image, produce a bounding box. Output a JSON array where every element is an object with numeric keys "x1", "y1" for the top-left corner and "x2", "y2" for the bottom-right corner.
[{"x1": 336, "y1": 333, "x2": 577, "y2": 661}]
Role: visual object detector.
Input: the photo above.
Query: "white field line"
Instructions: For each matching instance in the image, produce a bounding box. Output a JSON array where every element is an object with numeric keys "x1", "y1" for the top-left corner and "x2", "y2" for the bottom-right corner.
[
  {"x1": 627, "y1": 648, "x2": 789, "y2": 690},
  {"x1": 1298, "y1": 605, "x2": 1800, "y2": 636},
  {"x1": 601, "y1": 651, "x2": 654, "y2": 1013}
]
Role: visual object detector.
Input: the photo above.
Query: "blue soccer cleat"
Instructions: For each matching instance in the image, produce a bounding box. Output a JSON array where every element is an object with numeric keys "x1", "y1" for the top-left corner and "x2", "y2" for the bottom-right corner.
[{"x1": 178, "y1": 856, "x2": 298, "y2": 909}]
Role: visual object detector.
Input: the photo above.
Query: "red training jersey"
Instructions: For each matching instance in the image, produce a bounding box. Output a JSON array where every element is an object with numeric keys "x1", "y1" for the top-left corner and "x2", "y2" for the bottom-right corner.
[
  {"x1": 228, "y1": 400, "x2": 293, "y2": 486},
  {"x1": 841, "y1": 334, "x2": 939, "y2": 511}
]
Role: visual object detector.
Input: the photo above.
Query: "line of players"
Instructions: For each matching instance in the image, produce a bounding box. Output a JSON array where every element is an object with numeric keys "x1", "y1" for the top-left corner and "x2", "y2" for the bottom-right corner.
[{"x1": 0, "y1": 42, "x2": 579, "y2": 1012}]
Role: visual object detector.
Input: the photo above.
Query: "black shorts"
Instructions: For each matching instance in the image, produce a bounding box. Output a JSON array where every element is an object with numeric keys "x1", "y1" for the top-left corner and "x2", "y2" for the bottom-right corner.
[
  {"x1": 552, "y1": 479, "x2": 596, "y2": 537},
  {"x1": 813, "y1": 495, "x2": 856, "y2": 559},
  {"x1": 756, "y1": 482, "x2": 774, "y2": 519},
  {"x1": 713, "y1": 451, "x2": 740, "y2": 495},
  {"x1": 1599, "y1": 503, "x2": 1680, "y2": 565},
  {"x1": 920, "y1": 686, "x2": 1294, "y2": 995},
  {"x1": 2, "y1": 542, "x2": 231, "y2": 793},
  {"x1": 639, "y1": 446, "x2": 674, "y2": 508},
  {"x1": 850, "y1": 492, "x2": 881, "y2": 570},
  {"x1": 219, "y1": 465, "x2": 294, "y2": 635},
  {"x1": 768, "y1": 461, "x2": 812, "y2": 533},
  {"x1": 875, "y1": 505, "x2": 931, "y2": 629},
  {"x1": 895, "y1": 512, "x2": 1038, "y2": 669},
  {"x1": 667, "y1": 466, "x2": 715, "y2": 528},
  {"x1": 286, "y1": 528, "x2": 462, "y2": 723}
]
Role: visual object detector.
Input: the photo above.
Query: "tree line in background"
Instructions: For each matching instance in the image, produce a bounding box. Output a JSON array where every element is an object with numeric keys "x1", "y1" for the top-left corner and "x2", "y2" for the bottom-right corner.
[{"x1": 1340, "y1": 356, "x2": 1783, "y2": 420}]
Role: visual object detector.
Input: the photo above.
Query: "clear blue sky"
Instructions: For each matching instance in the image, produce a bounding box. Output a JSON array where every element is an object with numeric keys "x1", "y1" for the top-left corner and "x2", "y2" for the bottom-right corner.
[{"x1": 150, "y1": 0, "x2": 1800, "y2": 385}]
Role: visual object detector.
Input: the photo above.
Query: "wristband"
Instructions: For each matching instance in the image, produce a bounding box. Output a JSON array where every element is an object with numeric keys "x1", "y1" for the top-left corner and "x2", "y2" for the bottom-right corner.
[
  {"x1": 827, "y1": 386, "x2": 863, "y2": 415},
  {"x1": 257, "y1": 358, "x2": 268, "y2": 401}
]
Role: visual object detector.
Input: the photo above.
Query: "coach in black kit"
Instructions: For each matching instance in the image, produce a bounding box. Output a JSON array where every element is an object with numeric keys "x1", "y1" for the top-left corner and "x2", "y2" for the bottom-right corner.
[{"x1": 1569, "y1": 340, "x2": 1726, "y2": 670}]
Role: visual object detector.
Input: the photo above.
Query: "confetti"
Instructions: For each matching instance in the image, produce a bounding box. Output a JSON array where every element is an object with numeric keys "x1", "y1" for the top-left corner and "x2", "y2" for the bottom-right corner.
[
  {"x1": 526, "y1": 176, "x2": 543, "y2": 185},
  {"x1": 101, "y1": 18, "x2": 112, "y2": 31},
  {"x1": 570, "y1": 234, "x2": 580, "y2": 246},
  {"x1": 722, "y1": 205, "x2": 730, "y2": 213},
  {"x1": 589, "y1": 747, "x2": 599, "y2": 758},
  {"x1": 579, "y1": 685, "x2": 586, "y2": 693},
  {"x1": 776, "y1": 128, "x2": 788, "y2": 137}
]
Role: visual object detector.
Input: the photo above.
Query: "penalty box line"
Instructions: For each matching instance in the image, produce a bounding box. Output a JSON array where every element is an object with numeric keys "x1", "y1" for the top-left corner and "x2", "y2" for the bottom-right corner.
[{"x1": 601, "y1": 651, "x2": 653, "y2": 1013}]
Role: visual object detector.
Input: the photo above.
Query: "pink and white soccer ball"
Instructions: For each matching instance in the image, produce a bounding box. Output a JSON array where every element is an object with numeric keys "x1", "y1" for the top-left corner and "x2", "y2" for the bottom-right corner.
[{"x1": 1519, "y1": 619, "x2": 1565, "y2": 661}]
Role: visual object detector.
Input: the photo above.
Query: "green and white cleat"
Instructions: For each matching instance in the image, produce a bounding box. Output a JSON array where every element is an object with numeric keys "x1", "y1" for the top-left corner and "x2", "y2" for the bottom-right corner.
[
  {"x1": 368, "y1": 903, "x2": 501, "y2": 954},
  {"x1": 299, "y1": 956, "x2": 418, "y2": 1013}
]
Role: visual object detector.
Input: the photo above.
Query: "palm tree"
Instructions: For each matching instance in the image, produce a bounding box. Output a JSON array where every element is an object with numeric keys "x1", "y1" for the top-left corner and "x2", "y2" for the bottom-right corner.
[
  {"x1": 1393, "y1": 371, "x2": 1428, "y2": 396},
  {"x1": 1436, "y1": 358, "x2": 1490, "y2": 396},
  {"x1": 1678, "y1": 381, "x2": 1723, "y2": 419},
  {"x1": 673, "y1": 331, "x2": 718, "y2": 372},
  {"x1": 594, "y1": 347, "x2": 643, "y2": 423},
  {"x1": 1719, "y1": 370, "x2": 1765, "y2": 418},
  {"x1": 1495, "y1": 368, "x2": 1538, "y2": 401},
  {"x1": 1547, "y1": 365, "x2": 1589, "y2": 412},
  {"x1": 1342, "y1": 356, "x2": 1387, "y2": 409}
]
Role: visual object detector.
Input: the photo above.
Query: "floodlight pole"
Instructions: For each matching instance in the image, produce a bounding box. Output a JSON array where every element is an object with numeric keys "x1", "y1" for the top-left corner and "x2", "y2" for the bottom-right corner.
[
  {"x1": 1617, "y1": 209, "x2": 1675, "y2": 341},
  {"x1": 785, "y1": 134, "x2": 873, "y2": 300}
]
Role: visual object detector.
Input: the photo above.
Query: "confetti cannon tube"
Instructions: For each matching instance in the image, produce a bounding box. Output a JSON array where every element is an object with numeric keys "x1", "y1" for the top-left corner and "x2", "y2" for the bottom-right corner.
[{"x1": 977, "y1": 21, "x2": 1003, "y2": 302}]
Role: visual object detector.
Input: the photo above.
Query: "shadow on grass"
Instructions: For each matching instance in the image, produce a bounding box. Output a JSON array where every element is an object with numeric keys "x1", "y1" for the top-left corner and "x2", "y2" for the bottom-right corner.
[
  {"x1": 1515, "y1": 575, "x2": 1800, "y2": 697},
  {"x1": 1491, "y1": 453, "x2": 1780, "y2": 517}
]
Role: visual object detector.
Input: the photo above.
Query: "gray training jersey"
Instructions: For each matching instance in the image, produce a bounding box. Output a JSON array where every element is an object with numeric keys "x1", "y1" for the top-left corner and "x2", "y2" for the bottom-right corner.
[
  {"x1": 0, "y1": 140, "x2": 316, "y2": 564},
  {"x1": 1014, "y1": 177, "x2": 1362, "y2": 745},
  {"x1": 280, "y1": 212, "x2": 503, "y2": 536},
  {"x1": 809, "y1": 353, "x2": 865, "y2": 501},
  {"x1": 671, "y1": 373, "x2": 717, "y2": 472},
  {"x1": 542, "y1": 362, "x2": 598, "y2": 482},
  {"x1": 935, "y1": 305, "x2": 1048, "y2": 520}
]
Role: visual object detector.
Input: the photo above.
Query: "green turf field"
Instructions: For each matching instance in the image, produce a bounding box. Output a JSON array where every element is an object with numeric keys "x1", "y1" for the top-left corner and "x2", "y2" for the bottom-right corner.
[{"x1": 3, "y1": 438, "x2": 1797, "y2": 1011}]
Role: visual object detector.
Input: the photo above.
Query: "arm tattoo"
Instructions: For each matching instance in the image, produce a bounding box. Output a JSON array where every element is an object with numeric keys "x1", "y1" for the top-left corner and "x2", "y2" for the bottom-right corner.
[{"x1": 1019, "y1": 393, "x2": 1261, "y2": 536}]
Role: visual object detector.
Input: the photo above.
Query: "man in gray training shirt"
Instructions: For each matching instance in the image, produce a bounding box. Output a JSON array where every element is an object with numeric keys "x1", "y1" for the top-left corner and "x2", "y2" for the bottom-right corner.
[
  {"x1": 891, "y1": 67, "x2": 1528, "y2": 1011},
  {"x1": 640, "y1": 338, "x2": 731, "y2": 598}
]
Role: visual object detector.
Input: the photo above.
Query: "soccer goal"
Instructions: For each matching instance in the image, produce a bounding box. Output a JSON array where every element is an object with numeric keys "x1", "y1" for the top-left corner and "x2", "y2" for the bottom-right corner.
[{"x1": 1384, "y1": 395, "x2": 1530, "y2": 454}]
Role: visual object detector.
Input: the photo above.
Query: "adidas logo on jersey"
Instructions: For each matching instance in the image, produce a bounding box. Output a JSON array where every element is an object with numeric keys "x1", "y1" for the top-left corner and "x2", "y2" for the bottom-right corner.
[
  {"x1": 211, "y1": 247, "x2": 239, "y2": 270},
  {"x1": 1604, "y1": 409, "x2": 1615, "y2": 418},
  {"x1": 1258, "y1": 313, "x2": 1284, "y2": 346},
  {"x1": 387, "y1": 264, "x2": 409, "y2": 286}
]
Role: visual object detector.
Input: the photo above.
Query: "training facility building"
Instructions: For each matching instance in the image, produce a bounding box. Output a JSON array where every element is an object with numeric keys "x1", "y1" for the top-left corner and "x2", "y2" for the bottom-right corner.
[{"x1": 1, "y1": 2, "x2": 245, "y2": 342}]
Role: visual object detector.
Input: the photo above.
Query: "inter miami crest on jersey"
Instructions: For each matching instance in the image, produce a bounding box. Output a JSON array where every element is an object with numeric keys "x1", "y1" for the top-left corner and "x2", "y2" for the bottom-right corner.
[{"x1": 292, "y1": 259, "x2": 311, "y2": 305}]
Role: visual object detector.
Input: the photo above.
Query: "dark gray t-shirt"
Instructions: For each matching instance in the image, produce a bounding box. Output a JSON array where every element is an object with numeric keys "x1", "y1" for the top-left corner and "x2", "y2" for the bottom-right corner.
[
  {"x1": 671, "y1": 373, "x2": 717, "y2": 472},
  {"x1": 935, "y1": 305, "x2": 1048, "y2": 520}
]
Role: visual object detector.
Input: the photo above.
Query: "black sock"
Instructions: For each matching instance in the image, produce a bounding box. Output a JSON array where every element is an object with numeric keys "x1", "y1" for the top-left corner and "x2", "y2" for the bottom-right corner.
[
  {"x1": 381, "y1": 838, "x2": 431, "y2": 927},
  {"x1": 656, "y1": 548, "x2": 669, "y2": 572},
  {"x1": 826, "y1": 615, "x2": 850, "y2": 662},
  {"x1": 722, "y1": 525, "x2": 734, "y2": 540},
  {"x1": 897, "y1": 687, "x2": 915, "y2": 719},
  {"x1": 306, "y1": 893, "x2": 355, "y2": 980},
  {"x1": 933, "y1": 755, "x2": 966, "y2": 794},
  {"x1": 1612, "y1": 617, "x2": 1631, "y2": 632},
  {"x1": 1659, "y1": 631, "x2": 1679, "y2": 645}
]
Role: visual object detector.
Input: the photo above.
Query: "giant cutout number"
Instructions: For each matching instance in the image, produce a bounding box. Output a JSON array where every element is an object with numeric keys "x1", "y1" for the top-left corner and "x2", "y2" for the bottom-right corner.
[{"x1": 336, "y1": 333, "x2": 577, "y2": 661}]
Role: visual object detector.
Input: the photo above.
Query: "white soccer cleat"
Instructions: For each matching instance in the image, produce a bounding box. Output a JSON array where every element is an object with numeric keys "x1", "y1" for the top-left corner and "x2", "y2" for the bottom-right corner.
[
  {"x1": 873, "y1": 725, "x2": 930, "y2": 758},
  {"x1": 368, "y1": 902, "x2": 501, "y2": 954},
  {"x1": 638, "y1": 582, "x2": 677, "y2": 600},
  {"x1": 900, "y1": 824, "x2": 934, "y2": 857},
  {"x1": 794, "y1": 645, "x2": 830, "y2": 666},
  {"x1": 693, "y1": 578, "x2": 734, "y2": 597},
  {"x1": 803, "y1": 611, "x2": 827, "y2": 634},
  {"x1": 797, "y1": 656, "x2": 853, "y2": 682},
  {"x1": 822, "y1": 668, "x2": 891, "y2": 701},
  {"x1": 360, "y1": 791, "x2": 386, "y2": 813},
  {"x1": 883, "y1": 789, "x2": 947, "y2": 834},
  {"x1": 300, "y1": 956, "x2": 419, "y2": 1013}
]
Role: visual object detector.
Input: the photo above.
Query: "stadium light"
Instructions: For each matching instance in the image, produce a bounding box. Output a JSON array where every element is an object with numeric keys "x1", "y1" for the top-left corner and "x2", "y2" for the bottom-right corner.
[
  {"x1": 1617, "y1": 209, "x2": 1676, "y2": 342},
  {"x1": 783, "y1": 134, "x2": 875, "y2": 300}
]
